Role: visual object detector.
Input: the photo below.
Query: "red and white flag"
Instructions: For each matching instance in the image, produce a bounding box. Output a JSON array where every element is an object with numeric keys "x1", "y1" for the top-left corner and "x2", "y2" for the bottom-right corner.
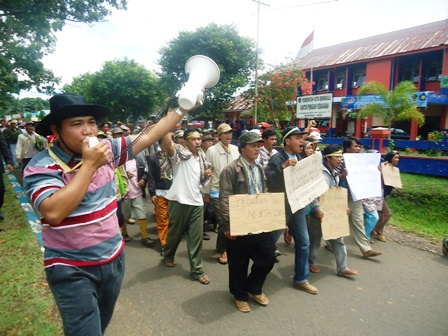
[{"x1": 296, "y1": 30, "x2": 314, "y2": 60}]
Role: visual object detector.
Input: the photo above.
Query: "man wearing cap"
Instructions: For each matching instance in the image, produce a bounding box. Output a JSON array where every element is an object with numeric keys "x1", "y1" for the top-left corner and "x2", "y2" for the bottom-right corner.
[
  {"x1": 16, "y1": 121, "x2": 46, "y2": 172},
  {"x1": 120, "y1": 124, "x2": 131, "y2": 137},
  {"x1": 205, "y1": 122, "x2": 240, "y2": 265},
  {"x1": 219, "y1": 132, "x2": 275, "y2": 312},
  {"x1": 174, "y1": 129, "x2": 185, "y2": 144},
  {"x1": 200, "y1": 134, "x2": 214, "y2": 154},
  {"x1": 308, "y1": 144, "x2": 358, "y2": 277},
  {"x1": 3, "y1": 120, "x2": 20, "y2": 167},
  {"x1": 22, "y1": 92, "x2": 199, "y2": 335},
  {"x1": 306, "y1": 131, "x2": 322, "y2": 152},
  {"x1": 265, "y1": 126, "x2": 318, "y2": 295}
]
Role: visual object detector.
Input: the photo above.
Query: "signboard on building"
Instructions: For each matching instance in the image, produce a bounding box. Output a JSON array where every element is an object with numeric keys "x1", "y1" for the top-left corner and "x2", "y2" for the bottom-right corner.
[
  {"x1": 340, "y1": 95, "x2": 386, "y2": 110},
  {"x1": 296, "y1": 93, "x2": 333, "y2": 118},
  {"x1": 340, "y1": 92, "x2": 445, "y2": 110}
]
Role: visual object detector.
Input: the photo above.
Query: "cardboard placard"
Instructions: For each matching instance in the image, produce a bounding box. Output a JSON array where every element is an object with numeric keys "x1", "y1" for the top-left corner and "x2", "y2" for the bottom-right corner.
[
  {"x1": 229, "y1": 193, "x2": 286, "y2": 236},
  {"x1": 283, "y1": 151, "x2": 329, "y2": 213},
  {"x1": 382, "y1": 162, "x2": 403, "y2": 188},
  {"x1": 319, "y1": 187, "x2": 350, "y2": 240}
]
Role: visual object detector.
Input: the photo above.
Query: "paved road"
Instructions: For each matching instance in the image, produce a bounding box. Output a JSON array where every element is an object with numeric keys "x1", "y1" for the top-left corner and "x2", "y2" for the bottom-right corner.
[{"x1": 106, "y1": 203, "x2": 448, "y2": 336}]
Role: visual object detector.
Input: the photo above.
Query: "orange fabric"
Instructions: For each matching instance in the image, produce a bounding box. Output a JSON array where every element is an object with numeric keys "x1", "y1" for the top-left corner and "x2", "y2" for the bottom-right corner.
[{"x1": 155, "y1": 196, "x2": 169, "y2": 245}]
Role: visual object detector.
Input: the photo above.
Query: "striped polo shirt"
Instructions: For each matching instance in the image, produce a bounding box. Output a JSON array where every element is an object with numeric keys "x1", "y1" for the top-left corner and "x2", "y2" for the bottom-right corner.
[{"x1": 23, "y1": 137, "x2": 133, "y2": 268}]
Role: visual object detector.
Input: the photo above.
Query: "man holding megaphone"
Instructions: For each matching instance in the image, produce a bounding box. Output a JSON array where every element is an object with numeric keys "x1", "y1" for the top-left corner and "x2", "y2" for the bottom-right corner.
[{"x1": 22, "y1": 88, "x2": 206, "y2": 335}]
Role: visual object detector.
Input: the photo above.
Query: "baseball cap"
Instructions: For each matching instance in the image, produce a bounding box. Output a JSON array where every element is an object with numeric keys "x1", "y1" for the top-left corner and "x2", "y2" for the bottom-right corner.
[
  {"x1": 282, "y1": 126, "x2": 308, "y2": 141},
  {"x1": 239, "y1": 131, "x2": 264, "y2": 144},
  {"x1": 112, "y1": 127, "x2": 123, "y2": 134}
]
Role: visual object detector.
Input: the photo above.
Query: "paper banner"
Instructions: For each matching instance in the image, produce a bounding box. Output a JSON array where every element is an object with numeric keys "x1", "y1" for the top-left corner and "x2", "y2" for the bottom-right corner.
[
  {"x1": 229, "y1": 192, "x2": 286, "y2": 236},
  {"x1": 381, "y1": 162, "x2": 403, "y2": 188},
  {"x1": 283, "y1": 151, "x2": 329, "y2": 213},
  {"x1": 320, "y1": 187, "x2": 350, "y2": 240}
]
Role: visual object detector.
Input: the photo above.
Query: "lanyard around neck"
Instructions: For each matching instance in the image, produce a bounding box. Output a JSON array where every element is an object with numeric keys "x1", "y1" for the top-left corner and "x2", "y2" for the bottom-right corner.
[
  {"x1": 241, "y1": 158, "x2": 260, "y2": 194},
  {"x1": 48, "y1": 147, "x2": 83, "y2": 173}
]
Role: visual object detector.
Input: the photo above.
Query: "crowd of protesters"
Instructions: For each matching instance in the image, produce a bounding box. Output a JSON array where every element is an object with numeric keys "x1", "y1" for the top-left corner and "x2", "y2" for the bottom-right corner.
[{"x1": 12, "y1": 92, "x2": 431, "y2": 334}]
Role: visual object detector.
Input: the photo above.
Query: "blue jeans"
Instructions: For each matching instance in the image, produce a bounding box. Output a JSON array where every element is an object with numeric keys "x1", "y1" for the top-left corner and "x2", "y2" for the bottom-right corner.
[
  {"x1": 45, "y1": 252, "x2": 125, "y2": 336},
  {"x1": 9, "y1": 143, "x2": 18, "y2": 167},
  {"x1": 287, "y1": 207, "x2": 310, "y2": 284}
]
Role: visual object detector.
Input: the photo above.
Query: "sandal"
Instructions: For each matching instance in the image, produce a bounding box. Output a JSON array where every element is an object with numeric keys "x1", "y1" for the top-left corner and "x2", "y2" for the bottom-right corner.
[
  {"x1": 249, "y1": 293, "x2": 269, "y2": 306},
  {"x1": 164, "y1": 259, "x2": 176, "y2": 267},
  {"x1": 218, "y1": 252, "x2": 228, "y2": 265},
  {"x1": 197, "y1": 275, "x2": 210, "y2": 285},
  {"x1": 309, "y1": 264, "x2": 320, "y2": 273},
  {"x1": 376, "y1": 234, "x2": 387, "y2": 242},
  {"x1": 284, "y1": 228, "x2": 292, "y2": 245},
  {"x1": 234, "y1": 299, "x2": 251, "y2": 313},
  {"x1": 337, "y1": 269, "x2": 358, "y2": 277},
  {"x1": 325, "y1": 244, "x2": 334, "y2": 252}
]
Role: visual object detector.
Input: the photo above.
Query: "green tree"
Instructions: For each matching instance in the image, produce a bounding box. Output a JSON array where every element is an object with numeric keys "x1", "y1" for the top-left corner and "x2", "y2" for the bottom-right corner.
[
  {"x1": 357, "y1": 80, "x2": 425, "y2": 138},
  {"x1": 243, "y1": 62, "x2": 310, "y2": 127},
  {"x1": 63, "y1": 58, "x2": 162, "y2": 122},
  {"x1": 1, "y1": 97, "x2": 50, "y2": 119},
  {"x1": 0, "y1": 0, "x2": 127, "y2": 104},
  {"x1": 158, "y1": 23, "x2": 257, "y2": 119}
]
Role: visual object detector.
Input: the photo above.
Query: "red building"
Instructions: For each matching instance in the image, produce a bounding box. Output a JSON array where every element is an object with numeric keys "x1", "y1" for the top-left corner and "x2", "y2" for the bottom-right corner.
[{"x1": 294, "y1": 20, "x2": 448, "y2": 139}]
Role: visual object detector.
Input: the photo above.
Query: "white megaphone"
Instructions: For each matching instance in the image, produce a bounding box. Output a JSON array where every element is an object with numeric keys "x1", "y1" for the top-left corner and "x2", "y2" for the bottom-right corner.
[{"x1": 176, "y1": 55, "x2": 220, "y2": 110}]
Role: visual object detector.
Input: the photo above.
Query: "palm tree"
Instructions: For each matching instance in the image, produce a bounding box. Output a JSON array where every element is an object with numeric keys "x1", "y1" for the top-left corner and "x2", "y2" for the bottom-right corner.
[{"x1": 357, "y1": 80, "x2": 425, "y2": 138}]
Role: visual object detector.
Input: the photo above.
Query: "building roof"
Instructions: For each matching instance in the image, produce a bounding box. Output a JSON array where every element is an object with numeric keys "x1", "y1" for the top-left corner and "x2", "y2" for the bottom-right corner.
[
  {"x1": 294, "y1": 20, "x2": 448, "y2": 70},
  {"x1": 223, "y1": 94, "x2": 252, "y2": 113}
]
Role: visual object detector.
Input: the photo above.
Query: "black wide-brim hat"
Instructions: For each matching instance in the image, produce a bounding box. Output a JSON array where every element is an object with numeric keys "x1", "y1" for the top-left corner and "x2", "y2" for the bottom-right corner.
[{"x1": 36, "y1": 93, "x2": 110, "y2": 136}]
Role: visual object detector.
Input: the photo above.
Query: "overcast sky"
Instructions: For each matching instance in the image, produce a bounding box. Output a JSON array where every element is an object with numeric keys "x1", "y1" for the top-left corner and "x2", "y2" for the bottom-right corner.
[{"x1": 21, "y1": 0, "x2": 448, "y2": 98}]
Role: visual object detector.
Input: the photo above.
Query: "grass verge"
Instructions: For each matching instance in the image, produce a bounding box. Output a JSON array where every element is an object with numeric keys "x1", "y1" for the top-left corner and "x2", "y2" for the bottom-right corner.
[
  {"x1": 0, "y1": 174, "x2": 62, "y2": 336},
  {"x1": 387, "y1": 172, "x2": 448, "y2": 240}
]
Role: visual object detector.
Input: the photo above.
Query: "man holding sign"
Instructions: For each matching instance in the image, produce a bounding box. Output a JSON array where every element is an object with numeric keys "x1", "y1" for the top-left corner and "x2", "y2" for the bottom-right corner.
[
  {"x1": 265, "y1": 126, "x2": 318, "y2": 295},
  {"x1": 337, "y1": 137, "x2": 383, "y2": 258},
  {"x1": 308, "y1": 145, "x2": 358, "y2": 277},
  {"x1": 219, "y1": 132, "x2": 275, "y2": 313}
]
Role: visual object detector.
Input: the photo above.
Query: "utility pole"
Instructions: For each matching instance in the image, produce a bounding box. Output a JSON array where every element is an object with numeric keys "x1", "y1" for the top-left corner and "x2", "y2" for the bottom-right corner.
[{"x1": 252, "y1": 0, "x2": 269, "y2": 125}]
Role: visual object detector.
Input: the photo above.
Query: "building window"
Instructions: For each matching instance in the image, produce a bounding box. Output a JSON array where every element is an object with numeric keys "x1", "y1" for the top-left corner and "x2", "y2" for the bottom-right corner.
[
  {"x1": 426, "y1": 60, "x2": 442, "y2": 81},
  {"x1": 317, "y1": 75, "x2": 328, "y2": 91},
  {"x1": 352, "y1": 68, "x2": 366, "y2": 88},
  {"x1": 402, "y1": 63, "x2": 419, "y2": 83},
  {"x1": 336, "y1": 71, "x2": 345, "y2": 89}
]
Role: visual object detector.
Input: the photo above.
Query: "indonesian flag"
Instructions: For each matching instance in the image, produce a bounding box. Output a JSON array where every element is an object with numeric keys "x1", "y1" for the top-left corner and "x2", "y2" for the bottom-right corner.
[{"x1": 295, "y1": 30, "x2": 314, "y2": 60}]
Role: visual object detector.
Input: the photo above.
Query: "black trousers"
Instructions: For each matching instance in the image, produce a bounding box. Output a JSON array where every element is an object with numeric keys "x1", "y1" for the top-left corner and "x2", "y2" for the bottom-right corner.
[{"x1": 226, "y1": 232, "x2": 275, "y2": 302}]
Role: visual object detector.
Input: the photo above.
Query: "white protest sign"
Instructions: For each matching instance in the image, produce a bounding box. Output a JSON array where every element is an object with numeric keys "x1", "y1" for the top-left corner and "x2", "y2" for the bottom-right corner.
[
  {"x1": 343, "y1": 153, "x2": 382, "y2": 201},
  {"x1": 283, "y1": 151, "x2": 329, "y2": 214},
  {"x1": 320, "y1": 187, "x2": 350, "y2": 240},
  {"x1": 381, "y1": 162, "x2": 403, "y2": 188},
  {"x1": 229, "y1": 193, "x2": 286, "y2": 236}
]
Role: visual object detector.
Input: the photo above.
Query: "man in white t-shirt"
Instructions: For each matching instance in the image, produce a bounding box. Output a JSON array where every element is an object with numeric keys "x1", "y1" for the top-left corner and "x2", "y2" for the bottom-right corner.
[{"x1": 162, "y1": 128, "x2": 212, "y2": 285}]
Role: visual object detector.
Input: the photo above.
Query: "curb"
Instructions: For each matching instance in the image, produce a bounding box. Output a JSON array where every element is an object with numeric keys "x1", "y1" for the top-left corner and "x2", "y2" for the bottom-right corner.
[{"x1": 7, "y1": 170, "x2": 43, "y2": 248}]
